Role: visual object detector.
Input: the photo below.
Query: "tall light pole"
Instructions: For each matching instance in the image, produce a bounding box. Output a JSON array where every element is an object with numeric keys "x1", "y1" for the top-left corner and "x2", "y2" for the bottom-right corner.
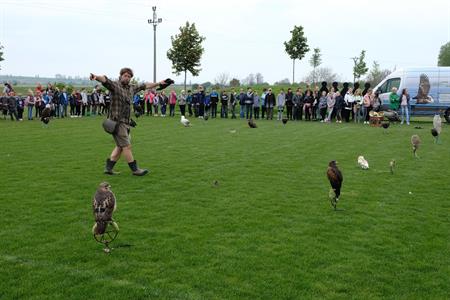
[{"x1": 148, "y1": 6, "x2": 162, "y2": 83}]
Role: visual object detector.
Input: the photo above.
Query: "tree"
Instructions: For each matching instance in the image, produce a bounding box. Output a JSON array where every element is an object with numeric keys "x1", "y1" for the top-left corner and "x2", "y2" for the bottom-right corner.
[
  {"x1": 214, "y1": 72, "x2": 230, "y2": 87},
  {"x1": 201, "y1": 81, "x2": 212, "y2": 89},
  {"x1": 0, "y1": 43, "x2": 4, "y2": 71},
  {"x1": 309, "y1": 48, "x2": 322, "y2": 85},
  {"x1": 438, "y1": 42, "x2": 450, "y2": 66},
  {"x1": 167, "y1": 22, "x2": 205, "y2": 92},
  {"x1": 365, "y1": 61, "x2": 392, "y2": 86},
  {"x1": 352, "y1": 50, "x2": 369, "y2": 83},
  {"x1": 284, "y1": 25, "x2": 309, "y2": 84},
  {"x1": 255, "y1": 73, "x2": 264, "y2": 85},
  {"x1": 303, "y1": 67, "x2": 340, "y2": 84},
  {"x1": 274, "y1": 78, "x2": 291, "y2": 85},
  {"x1": 242, "y1": 73, "x2": 256, "y2": 86},
  {"x1": 229, "y1": 78, "x2": 240, "y2": 87}
]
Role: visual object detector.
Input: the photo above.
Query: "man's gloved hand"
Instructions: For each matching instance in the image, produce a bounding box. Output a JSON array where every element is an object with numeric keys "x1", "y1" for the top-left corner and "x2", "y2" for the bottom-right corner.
[{"x1": 156, "y1": 78, "x2": 175, "y2": 91}]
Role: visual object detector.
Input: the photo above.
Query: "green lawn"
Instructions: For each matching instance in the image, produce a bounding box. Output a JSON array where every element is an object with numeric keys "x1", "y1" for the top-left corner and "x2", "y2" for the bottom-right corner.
[{"x1": 0, "y1": 115, "x2": 449, "y2": 299}]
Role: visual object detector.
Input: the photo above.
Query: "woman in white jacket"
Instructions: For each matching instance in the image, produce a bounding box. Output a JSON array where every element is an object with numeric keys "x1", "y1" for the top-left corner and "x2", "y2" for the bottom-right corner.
[{"x1": 343, "y1": 88, "x2": 354, "y2": 122}]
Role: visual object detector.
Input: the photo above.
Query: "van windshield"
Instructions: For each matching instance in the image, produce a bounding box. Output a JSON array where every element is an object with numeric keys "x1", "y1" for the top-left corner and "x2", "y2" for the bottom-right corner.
[{"x1": 379, "y1": 78, "x2": 401, "y2": 93}]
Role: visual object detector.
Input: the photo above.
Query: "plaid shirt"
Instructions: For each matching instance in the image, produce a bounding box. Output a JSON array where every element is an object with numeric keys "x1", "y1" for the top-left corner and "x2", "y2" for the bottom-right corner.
[{"x1": 102, "y1": 77, "x2": 146, "y2": 124}]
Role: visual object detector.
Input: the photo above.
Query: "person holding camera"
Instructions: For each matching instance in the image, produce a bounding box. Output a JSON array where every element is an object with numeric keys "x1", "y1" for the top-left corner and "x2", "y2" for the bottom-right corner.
[{"x1": 90, "y1": 67, "x2": 166, "y2": 176}]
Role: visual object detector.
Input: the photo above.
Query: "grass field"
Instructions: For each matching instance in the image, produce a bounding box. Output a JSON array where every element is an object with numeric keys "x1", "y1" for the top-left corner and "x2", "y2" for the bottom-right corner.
[{"x1": 0, "y1": 115, "x2": 449, "y2": 299}]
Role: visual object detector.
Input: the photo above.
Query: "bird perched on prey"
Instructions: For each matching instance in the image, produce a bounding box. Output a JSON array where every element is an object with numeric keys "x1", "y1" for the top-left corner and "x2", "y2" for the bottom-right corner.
[
  {"x1": 92, "y1": 182, "x2": 117, "y2": 235},
  {"x1": 411, "y1": 135, "x2": 421, "y2": 158},
  {"x1": 180, "y1": 115, "x2": 191, "y2": 127},
  {"x1": 248, "y1": 119, "x2": 257, "y2": 128},
  {"x1": 357, "y1": 155, "x2": 369, "y2": 170},
  {"x1": 282, "y1": 117, "x2": 288, "y2": 124},
  {"x1": 327, "y1": 160, "x2": 343, "y2": 210}
]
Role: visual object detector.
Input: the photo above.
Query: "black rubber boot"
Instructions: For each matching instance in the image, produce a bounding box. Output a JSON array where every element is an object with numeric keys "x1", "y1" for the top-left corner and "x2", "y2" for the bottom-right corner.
[
  {"x1": 104, "y1": 158, "x2": 120, "y2": 175},
  {"x1": 128, "y1": 160, "x2": 149, "y2": 176}
]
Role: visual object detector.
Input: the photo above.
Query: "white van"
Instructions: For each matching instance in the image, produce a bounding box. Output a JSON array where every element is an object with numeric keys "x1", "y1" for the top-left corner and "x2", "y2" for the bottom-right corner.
[{"x1": 373, "y1": 67, "x2": 450, "y2": 115}]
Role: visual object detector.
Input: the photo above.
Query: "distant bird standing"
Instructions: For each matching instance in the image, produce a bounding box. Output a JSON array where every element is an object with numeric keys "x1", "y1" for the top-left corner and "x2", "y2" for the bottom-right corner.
[
  {"x1": 180, "y1": 115, "x2": 191, "y2": 127},
  {"x1": 248, "y1": 119, "x2": 257, "y2": 128},
  {"x1": 411, "y1": 135, "x2": 421, "y2": 158},
  {"x1": 389, "y1": 159, "x2": 396, "y2": 174},
  {"x1": 327, "y1": 160, "x2": 343, "y2": 210},
  {"x1": 432, "y1": 113, "x2": 442, "y2": 144},
  {"x1": 282, "y1": 117, "x2": 288, "y2": 124},
  {"x1": 357, "y1": 155, "x2": 369, "y2": 170}
]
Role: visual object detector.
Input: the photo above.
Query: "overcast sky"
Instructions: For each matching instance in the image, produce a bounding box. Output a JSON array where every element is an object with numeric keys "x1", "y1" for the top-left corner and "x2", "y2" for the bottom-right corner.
[{"x1": 1, "y1": 0, "x2": 449, "y2": 84}]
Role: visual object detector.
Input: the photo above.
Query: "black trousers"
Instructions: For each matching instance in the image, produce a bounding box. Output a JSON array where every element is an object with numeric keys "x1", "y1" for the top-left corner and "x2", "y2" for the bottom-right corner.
[
  {"x1": 253, "y1": 107, "x2": 260, "y2": 119},
  {"x1": 286, "y1": 105, "x2": 293, "y2": 120},
  {"x1": 179, "y1": 104, "x2": 186, "y2": 116},
  {"x1": 211, "y1": 103, "x2": 217, "y2": 118}
]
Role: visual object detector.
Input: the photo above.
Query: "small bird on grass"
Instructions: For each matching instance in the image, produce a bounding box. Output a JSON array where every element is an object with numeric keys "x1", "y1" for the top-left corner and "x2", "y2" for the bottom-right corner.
[
  {"x1": 432, "y1": 113, "x2": 442, "y2": 144},
  {"x1": 411, "y1": 135, "x2": 421, "y2": 158},
  {"x1": 389, "y1": 159, "x2": 396, "y2": 174},
  {"x1": 357, "y1": 155, "x2": 369, "y2": 170},
  {"x1": 327, "y1": 160, "x2": 343, "y2": 210},
  {"x1": 282, "y1": 117, "x2": 288, "y2": 124},
  {"x1": 248, "y1": 119, "x2": 257, "y2": 128},
  {"x1": 180, "y1": 115, "x2": 191, "y2": 127}
]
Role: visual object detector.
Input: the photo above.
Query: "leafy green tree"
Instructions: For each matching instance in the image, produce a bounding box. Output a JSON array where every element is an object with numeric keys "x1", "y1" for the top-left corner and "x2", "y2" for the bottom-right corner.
[
  {"x1": 366, "y1": 61, "x2": 392, "y2": 86},
  {"x1": 167, "y1": 22, "x2": 205, "y2": 91},
  {"x1": 284, "y1": 25, "x2": 309, "y2": 84},
  {"x1": 352, "y1": 50, "x2": 369, "y2": 84},
  {"x1": 438, "y1": 42, "x2": 450, "y2": 66},
  {"x1": 309, "y1": 48, "x2": 322, "y2": 85}
]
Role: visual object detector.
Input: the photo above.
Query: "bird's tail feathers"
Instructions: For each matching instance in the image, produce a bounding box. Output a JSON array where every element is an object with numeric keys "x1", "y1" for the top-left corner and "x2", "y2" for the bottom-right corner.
[{"x1": 95, "y1": 221, "x2": 107, "y2": 235}]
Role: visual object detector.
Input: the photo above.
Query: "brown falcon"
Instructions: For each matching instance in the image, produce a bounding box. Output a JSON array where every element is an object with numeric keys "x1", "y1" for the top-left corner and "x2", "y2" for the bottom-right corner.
[
  {"x1": 92, "y1": 182, "x2": 117, "y2": 235},
  {"x1": 327, "y1": 160, "x2": 343, "y2": 210}
]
